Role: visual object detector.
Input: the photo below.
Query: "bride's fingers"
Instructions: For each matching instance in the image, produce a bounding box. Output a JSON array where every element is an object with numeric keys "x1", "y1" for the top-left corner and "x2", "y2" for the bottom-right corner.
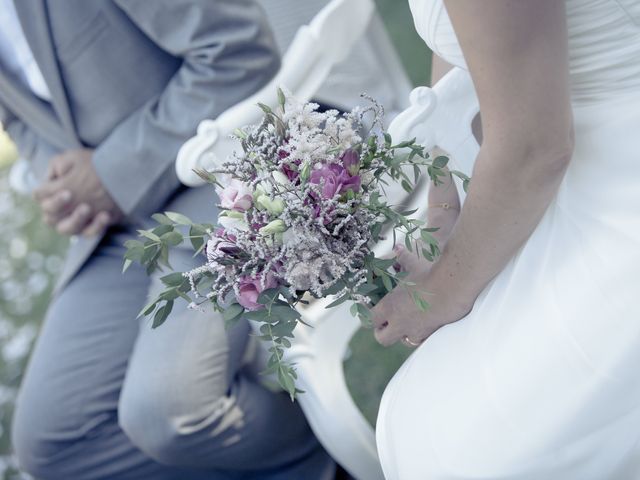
[
  {"x1": 374, "y1": 320, "x2": 403, "y2": 347},
  {"x1": 371, "y1": 291, "x2": 395, "y2": 330}
]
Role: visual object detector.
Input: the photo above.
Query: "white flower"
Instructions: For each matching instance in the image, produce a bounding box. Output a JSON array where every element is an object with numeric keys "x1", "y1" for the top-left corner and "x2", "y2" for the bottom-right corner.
[
  {"x1": 256, "y1": 195, "x2": 285, "y2": 215},
  {"x1": 219, "y1": 215, "x2": 249, "y2": 232},
  {"x1": 272, "y1": 170, "x2": 290, "y2": 186}
]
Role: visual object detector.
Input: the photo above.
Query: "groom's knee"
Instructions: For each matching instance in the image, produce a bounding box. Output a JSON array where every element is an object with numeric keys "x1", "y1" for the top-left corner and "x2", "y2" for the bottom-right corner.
[{"x1": 119, "y1": 381, "x2": 238, "y2": 467}]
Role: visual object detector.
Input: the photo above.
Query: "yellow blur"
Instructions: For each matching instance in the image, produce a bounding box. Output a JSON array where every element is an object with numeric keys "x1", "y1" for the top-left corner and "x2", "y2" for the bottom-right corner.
[{"x1": 0, "y1": 126, "x2": 18, "y2": 168}]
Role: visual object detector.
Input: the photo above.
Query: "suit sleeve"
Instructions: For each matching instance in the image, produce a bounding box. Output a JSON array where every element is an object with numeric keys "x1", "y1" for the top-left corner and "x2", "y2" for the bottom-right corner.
[{"x1": 92, "y1": 0, "x2": 280, "y2": 220}]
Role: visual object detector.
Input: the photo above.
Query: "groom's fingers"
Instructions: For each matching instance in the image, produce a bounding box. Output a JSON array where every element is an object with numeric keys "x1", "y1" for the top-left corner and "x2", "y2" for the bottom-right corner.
[
  {"x1": 47, "y1": 154, "x2": 75, "y2": 180},
  {"x1": 40, "y1": 189, "x2": 72, "y2": 216},
  {"x1": 33, "y1": 177, "x2": 65, "y2": 202},
  {"x1": 81, "y1": 211, "x2": 111, "y2": 237},
  {"x1": 56, "y1": 203, "x2": 92, "y2": 236}
]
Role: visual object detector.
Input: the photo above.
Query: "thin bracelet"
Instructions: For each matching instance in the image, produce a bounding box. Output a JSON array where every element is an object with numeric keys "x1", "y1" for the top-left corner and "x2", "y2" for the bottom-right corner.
[{"x1": 428, "y1": 202, "x2": 459, "y2": 211}]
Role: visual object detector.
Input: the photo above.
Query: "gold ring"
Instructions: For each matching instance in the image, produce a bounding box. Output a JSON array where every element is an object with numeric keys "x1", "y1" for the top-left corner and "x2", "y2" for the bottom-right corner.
[
  {"x1": 428, "y1": 202, "x2": 459, "y2": 211},
  {"x1": 402, "y1": 336, "x2": 422, "y2": 347}
]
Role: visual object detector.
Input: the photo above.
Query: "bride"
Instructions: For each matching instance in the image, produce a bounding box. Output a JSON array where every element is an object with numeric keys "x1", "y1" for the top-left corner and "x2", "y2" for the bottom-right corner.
[{"x1": 374, "y1": 1, "x2": 640, "y2": 478}]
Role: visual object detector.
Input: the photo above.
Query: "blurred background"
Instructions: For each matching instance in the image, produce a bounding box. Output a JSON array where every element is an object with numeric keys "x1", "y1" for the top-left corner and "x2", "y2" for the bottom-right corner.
[{"x1": 0, "y1": 1, "x2": 431, "y2": 478}]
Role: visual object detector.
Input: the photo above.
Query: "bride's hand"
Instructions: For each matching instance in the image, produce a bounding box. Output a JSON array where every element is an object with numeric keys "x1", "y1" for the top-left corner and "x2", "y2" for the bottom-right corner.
[{"x1": 373, "y1": 171, "x2": 466, "y2": 347}]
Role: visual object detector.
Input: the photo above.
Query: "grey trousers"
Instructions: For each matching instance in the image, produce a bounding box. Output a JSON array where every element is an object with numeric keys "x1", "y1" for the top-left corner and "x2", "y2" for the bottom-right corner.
[{"x1": 12, "y1": 223, "x2": 334, "y2": 479}]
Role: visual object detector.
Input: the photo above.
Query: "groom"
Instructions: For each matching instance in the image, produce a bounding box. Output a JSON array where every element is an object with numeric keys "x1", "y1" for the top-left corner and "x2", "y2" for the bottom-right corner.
[{"x1": 1, "y1": 1, "x2": 335, "y2": 479}]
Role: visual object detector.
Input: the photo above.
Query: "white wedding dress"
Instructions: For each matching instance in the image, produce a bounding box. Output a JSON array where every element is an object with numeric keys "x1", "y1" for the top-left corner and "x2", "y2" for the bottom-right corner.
[{"x1": 376, "y1": 1, "x2": 640, "y2": 479}]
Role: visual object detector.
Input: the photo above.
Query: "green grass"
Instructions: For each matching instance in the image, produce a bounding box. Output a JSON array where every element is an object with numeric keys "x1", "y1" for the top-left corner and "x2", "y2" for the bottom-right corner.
[
  {"x1": 375, "y1": 0, "x2": 432, "y2": 86},
  {"x1": 345, "y1": 329, "x2": 413, "y2": 426}
]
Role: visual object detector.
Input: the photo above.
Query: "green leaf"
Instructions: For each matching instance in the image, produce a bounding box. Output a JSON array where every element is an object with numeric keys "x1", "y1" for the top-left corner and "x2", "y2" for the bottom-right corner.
[
  {"x1": 432, "y1": 155, "x2": 449, "y2": 169},
  {"x1": 151, "y1": 213, "x2": 173, "y2": 225},
  {"x1": 326, "y1": 293, "x2": 350, "y2": 309},
  {"x1": 165, "y1": 211, "x2": 193, "y2": 226},
  {"x1": 138, "y1": 299, "x2": 159, "y2": 318},
  {"x1": 421, "y1": 248, "x2": 434, "y2": 262},
  {"x1": 412, "y1": 292, "x2": 430, "y2": 312},
  {"x1": 358, "y1": 283, "x2": 380, "y2": 295},
  {"x1": 257, "y1": 288, "x2": 281, "y2": 306},
  {"x1": 124, "y1": 239, "x2": 144, "y2": 251},
  {"x1": 381, "y1": 273, "x2": 393, "y2": 292},
  {"x1": 195, "y1": 274, "x2": 215, "y2": 294},
  {"x1": 161, "y1": 272, "x2": 186, "y2": 287},
  {"x1": 161, "y1": 231, "x2": 184, "y2": 247},
  {"x1": 404, "y1": 235, "x2": 413, "y2": 252},
  {"x1": 193, "y1": 168, "x2": 219, "y2": 185},
  {"x1": 158, "y1": 244, "x2": 171, "y2": 269},
  {"x1": 257, "y1": 102, "x2": 273, "y2": 115},
  {"x1": 159, "y1": 288, "x2": 180, "y2": 302},
  {"x1": 244, "y1": 309, "x2": 273, "y2": 322},
  {"x1": 223, "y1": 303, "x2": 245, "y2": 322},
  {"x1": 413, "y1": 164, "x2": 421, "y2": 183},
  {"x1": 152, "y1": 300, "x2": 174, "y2": 328},
  {"x1": 391, "y1": 138, "x2": 416, "y2": 149},
  {"x1": 141, "y1": 243, "x2": 159, "y2": 265},
  {"x1": 270, "y1": 305, "x2": 301, "y2": 322},
  {"x1": 278, "y1": 366, "x2": 297, "y2": 400},
  {"x1": 190, "y1": 224, "x2": 208, "y2": 252},
  {"x1": 122, "y1": 259, "x2": 133, "y2": 273},
  {"x1": 138, "y1": 230, "x2": 160, "y2": 242},
  {"x1": 277, "y1": 88, "x2": 286, "y2": 110},
  {"x1": 152, "y1": 224, "x2": 174, "y2": 237},
  {"x1": 420, "y1": 229, "x2": 439, "y2": 246},
  {"x1": 356, "y1": 303, "x2": 373, "y2": 326}
]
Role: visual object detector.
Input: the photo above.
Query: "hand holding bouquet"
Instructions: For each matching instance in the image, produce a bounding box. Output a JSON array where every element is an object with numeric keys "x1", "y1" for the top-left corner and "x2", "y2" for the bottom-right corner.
[{"x1": 125, "y1": 90, "x2": 469, "y2": 398}]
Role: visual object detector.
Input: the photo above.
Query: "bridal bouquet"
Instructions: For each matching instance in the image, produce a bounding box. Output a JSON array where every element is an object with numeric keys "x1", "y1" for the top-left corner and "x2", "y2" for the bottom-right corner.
[{"x1": 125, "y1": 89, "x2": 468, "y2": 397}]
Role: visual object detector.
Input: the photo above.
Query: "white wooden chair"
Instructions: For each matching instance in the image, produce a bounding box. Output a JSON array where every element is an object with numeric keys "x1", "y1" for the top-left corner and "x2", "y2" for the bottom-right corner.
[
  {"x1": 175, "y1": 0, "x2": 412, "y2": 188},
  {"x1": 175, "y1": 0, "x2": 480, "y2": 476}
]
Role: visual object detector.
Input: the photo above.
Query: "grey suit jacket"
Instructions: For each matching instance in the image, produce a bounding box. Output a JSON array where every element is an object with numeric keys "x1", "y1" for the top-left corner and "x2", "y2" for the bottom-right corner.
[{"x1": 0, "y1": 0, "x2": 279, "y2": 291}]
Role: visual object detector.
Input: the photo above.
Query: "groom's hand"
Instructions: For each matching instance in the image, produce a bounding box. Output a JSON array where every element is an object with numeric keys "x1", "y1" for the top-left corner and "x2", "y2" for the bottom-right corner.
[{"x1": 34, "y1": 149, "x2": 123, "y2": 236}]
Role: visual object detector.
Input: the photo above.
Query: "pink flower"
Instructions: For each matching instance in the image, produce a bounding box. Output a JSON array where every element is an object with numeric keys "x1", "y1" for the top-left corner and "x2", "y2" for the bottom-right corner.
[
  {"x1": 216, "y1": 179, "x2": 253, "y2": 212},
  {"x1": 309, "y1": 163, "x2": 361, "y2": 200},
  {"x1": 236, "y1": 274, "x2": 278, "y2": 311}
]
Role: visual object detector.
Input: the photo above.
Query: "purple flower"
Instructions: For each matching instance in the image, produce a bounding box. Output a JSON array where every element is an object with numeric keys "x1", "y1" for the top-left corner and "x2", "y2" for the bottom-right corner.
[
  {"x1": 282, "y1": 161, "x2": 301, "y2": 182},
  {"x1": 341, "y1": 149, "x2": 360, "y2": 176},
  {"x1": 206, "y1": 232, "x2": 239, "y2": 262},
  {"x1": 236, "y1": 273, "x2": 278, "y2": 311},
  {"x1": 309, "y1": 164, "x2": 361, "y2": 200}
]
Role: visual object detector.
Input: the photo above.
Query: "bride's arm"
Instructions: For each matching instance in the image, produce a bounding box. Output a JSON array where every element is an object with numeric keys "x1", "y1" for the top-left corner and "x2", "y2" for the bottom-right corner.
[
  {"x1": 374, "y1": 0, "x2": 574, "y2": 345},
  {"x1": 431, "y1": 54, "x2": 453, "y2": 85}
]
